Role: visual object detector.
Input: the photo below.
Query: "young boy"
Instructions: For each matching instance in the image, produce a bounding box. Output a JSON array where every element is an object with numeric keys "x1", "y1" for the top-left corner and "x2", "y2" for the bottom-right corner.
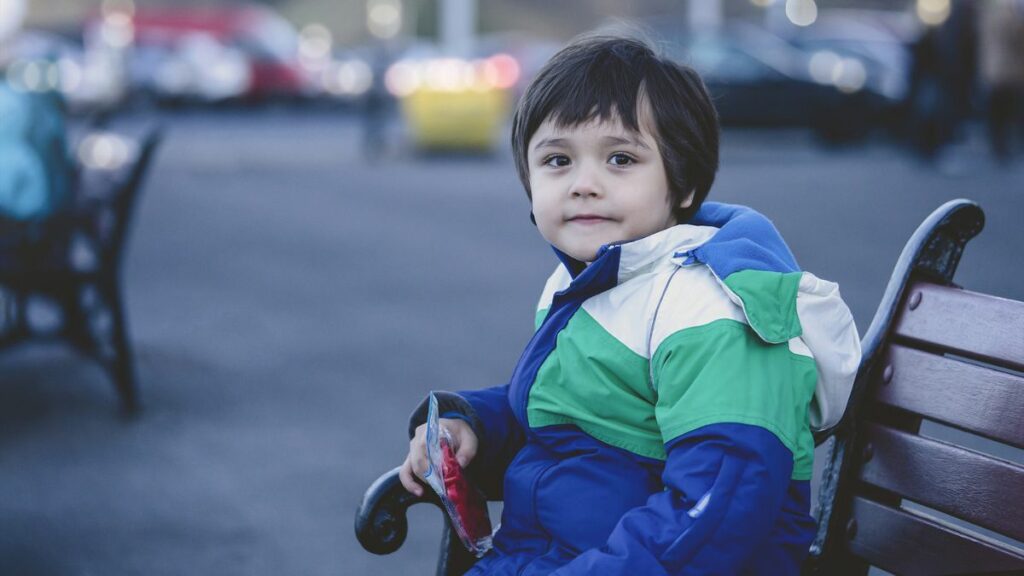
[{"x1": 399, "y1": 35, "x2": 861, "y2": 575}]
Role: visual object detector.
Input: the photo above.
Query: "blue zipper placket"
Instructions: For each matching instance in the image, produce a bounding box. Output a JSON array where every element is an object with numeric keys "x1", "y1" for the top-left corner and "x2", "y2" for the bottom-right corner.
[{"x1": 507, "y1": 244, "x2": 623, "y2": 430}]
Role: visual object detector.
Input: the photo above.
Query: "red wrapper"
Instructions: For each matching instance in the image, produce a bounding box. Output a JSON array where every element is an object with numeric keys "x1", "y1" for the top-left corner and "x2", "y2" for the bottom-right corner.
[
  {"x1": 423, "y1": 393, "x2": 493, "y2": 556},
  {"x1": 440, "y1": 438, "x2": 492, "y2": 545}
]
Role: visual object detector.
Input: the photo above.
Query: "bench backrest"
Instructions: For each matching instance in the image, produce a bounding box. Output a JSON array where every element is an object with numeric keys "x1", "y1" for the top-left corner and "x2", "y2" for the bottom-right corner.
[
  {"x1": 104, "y1": 128, "x2": 163, "y2": 269},
  {"x1": 809, "y1": 201, "x2": 1024, "y2": 576}
]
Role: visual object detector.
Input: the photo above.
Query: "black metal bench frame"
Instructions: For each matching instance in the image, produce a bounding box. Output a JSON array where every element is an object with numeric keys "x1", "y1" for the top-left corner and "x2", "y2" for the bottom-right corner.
[
  {"x1": 0, "y1": 127, "x2": 163, "y2": 413},
  {"x1": 356, "y1": 199, "x2": 1024, "y2": 575}
]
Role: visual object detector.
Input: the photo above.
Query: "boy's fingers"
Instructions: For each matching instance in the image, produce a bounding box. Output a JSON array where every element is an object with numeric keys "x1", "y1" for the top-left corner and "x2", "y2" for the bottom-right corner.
[
  {"x1": 399, "y1": 456, "x2": 422, "y2": 496},
  {"x1": 411, "y1": 448, "x2": 430, "y2": 479},
  {"x1": 455, "y1": 427, "x2": 478, "y2": 468}
]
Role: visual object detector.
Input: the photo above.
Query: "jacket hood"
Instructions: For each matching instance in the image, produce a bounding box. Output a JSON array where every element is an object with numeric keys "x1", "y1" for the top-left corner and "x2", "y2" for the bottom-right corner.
[
  {"x1": 686, "y1": 202, "x2": 802, "y2": 344},
  {"x1": 687, "y1": 202, "x2": 861, "y2": 432}
]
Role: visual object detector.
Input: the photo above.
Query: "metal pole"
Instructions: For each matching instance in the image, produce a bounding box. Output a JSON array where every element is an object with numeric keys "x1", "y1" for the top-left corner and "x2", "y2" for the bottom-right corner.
[{"x1": 440, "y1": 0, "x2": 475, "y2": 56}]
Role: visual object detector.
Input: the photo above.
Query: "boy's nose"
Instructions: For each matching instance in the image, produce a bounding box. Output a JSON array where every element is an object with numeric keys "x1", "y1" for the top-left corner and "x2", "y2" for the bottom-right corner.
[{"x1": 569, "y1": 168, "x2": 602, "y2": 199}]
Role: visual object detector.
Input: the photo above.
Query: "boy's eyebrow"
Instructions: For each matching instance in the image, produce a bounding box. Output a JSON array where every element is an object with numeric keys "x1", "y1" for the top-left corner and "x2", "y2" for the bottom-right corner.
[
  {"x1": 601, "y1": 135, "x2": 651, "y2": 151},
  {"x1": 533, "y1": 137, "x2": 569, "y2": 151},
  {"x1": 532, "y1": 135, "x2": 652, "y2": 151}
]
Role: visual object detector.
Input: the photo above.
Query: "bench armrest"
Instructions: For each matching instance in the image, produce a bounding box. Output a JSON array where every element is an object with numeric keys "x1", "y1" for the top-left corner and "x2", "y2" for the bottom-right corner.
[{"x1": 355, "y1": 467, "x2": 443, "y2": 555}]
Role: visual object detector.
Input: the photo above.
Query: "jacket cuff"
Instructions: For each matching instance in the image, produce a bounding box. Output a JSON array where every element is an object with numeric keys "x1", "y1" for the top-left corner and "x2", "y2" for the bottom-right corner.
[{"x1": 408, "y1": 391, "x2": 483, "y2": 439}]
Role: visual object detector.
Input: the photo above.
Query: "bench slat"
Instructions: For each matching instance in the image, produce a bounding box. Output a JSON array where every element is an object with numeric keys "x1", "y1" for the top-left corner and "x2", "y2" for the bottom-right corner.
[
  {"x1": 858, "y1": 423, "x2": 1024, "y2": 542},
  {"x1": 893, "y1": 282, "x2": 1024, "y2": 371},
  {"x1": 876, "y1": 345, "x2": 1024, "y2": 449},
  {"x1": 847, "y1": 497, "x2": 1024, "y2": 576}
]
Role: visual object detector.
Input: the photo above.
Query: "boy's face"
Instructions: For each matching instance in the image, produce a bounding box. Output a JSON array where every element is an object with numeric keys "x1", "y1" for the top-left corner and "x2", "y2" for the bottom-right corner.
[{"x1": 527, "y1": 107, "x2": 691, "y2": 263}]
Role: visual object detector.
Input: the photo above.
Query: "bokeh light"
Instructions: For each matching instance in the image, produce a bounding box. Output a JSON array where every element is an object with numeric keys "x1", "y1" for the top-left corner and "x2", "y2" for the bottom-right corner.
[
  {"x1": 384, "y1": 60, "x2": 419, "y2": 97},
  {"x1": 0, "y1": 0, "x2": 27, "y2": 41},
  {"x1": 323, "y1": 59, "x2": 373, "y2": 96},
  {"x1": 78, "y1": 133, "x2": 134, "y2": 171},
  {"x1": 99, "y1": 12, "x2": 134, "y2": 49},
  {"x1": 6, "y1": 59, "x2": 62, "y2": 93},
  {"x1": 385, "y1": 54, "x2": 520, "y2": 97},
  {"x1": 299, "y1": 23, "x2": 333, "y2": 68},
  {"x1": 916, "y1": 0, "x2": 951, "y2": 26},
  {"x1": 785, "y1": 0, "x2": 818, "y2": 27},
  {"x1": 832, "y1": 58, "x2": 866, "y2": 93},
  {"x1": 809, "y1": 50, "x2": 841, "y2": 85},
  {"x1": 367, "y1": 0, "x2": 402, "y2": 39}
]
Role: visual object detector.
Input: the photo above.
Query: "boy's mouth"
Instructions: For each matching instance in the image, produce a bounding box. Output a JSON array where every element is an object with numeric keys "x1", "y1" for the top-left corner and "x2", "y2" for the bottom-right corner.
[{"x1": 566, "y1": 214, "x2": 615, "y2": 224}]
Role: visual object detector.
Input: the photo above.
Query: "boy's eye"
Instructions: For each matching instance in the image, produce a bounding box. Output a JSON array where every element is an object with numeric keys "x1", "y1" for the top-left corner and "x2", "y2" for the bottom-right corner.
[
  {"x1": 608, "y1": 153, "x2": 635, "y2": 166},
  {"x1": 543, "y1": 155, "x2": 571, "y2": 168}
]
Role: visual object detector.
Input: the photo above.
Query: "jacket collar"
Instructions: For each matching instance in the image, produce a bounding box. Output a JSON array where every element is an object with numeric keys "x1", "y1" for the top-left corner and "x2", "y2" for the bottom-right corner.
[
  {"x1": 552, "y1": 202, "x2": 805, "y2": 343},
  {"x1": 553, "y1": 223, "x2": 719, "y2": 283}
]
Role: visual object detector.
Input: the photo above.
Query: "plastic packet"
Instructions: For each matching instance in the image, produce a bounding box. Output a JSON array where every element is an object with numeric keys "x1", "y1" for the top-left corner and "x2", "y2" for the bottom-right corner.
[{"x1": 423, "y1": 392, "x2": 493, "y2": 557}]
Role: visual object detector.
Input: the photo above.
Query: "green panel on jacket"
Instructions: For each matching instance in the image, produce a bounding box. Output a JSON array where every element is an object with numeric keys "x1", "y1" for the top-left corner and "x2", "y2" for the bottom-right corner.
[
  {"x1": 653, "y1": 319, "x2": 817, "y2": 480},
  {"x1": 722, "y1": 270, "x2": 803, "y2": 343},
  {"x1": 527, "y1": 308, "x2": 665, "y2": 460}
]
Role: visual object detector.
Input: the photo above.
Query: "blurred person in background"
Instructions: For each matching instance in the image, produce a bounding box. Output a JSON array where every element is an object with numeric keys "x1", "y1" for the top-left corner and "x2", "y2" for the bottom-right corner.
[
  {"x1": 979, "y1": 0, "x2": 1024, "y2": 164},
  {"x1": 905, "y1": 0, "x2": 976, "y2": 162},
  {"x1": 0, "y1": 0, "x2": 74, "y2": 266},
  {"x1": 362, "y1": 41, "x2": 392, "y2": 160}
]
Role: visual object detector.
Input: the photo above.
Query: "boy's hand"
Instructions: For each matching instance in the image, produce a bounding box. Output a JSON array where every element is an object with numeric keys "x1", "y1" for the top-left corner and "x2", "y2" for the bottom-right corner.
[{"x1": 399, "y1": 418, "x2": 478, "y2": 497}]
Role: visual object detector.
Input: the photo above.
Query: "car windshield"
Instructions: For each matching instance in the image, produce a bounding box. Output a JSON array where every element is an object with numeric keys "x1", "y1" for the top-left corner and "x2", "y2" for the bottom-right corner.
[{"x1": 684, "y1": 38, "x2": 775, "y2": 82}]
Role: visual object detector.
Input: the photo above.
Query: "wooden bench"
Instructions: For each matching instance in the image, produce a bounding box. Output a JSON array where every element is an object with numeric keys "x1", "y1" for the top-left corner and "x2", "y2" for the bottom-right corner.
[
  {"x1": 0, "y1": 127, "x2": 163, "y2": 413},
  {"x1": 356, "y1": 199, "x2": 1024, "y2": 575}
]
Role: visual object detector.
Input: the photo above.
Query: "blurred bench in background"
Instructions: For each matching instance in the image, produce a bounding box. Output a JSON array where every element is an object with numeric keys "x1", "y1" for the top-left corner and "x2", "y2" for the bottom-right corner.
[
  {"x1": 355, "y1": 200, "x2": 1024, "y2": 576},
  {"x1": 0, "y1": 126, "x2": 162, "y2": 414}
]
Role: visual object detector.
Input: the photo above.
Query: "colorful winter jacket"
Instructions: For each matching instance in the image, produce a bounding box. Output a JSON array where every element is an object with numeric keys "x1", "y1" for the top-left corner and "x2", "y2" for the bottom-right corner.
[{"x1": 410, "y1": 202, "x2": 861, "y2": 575}]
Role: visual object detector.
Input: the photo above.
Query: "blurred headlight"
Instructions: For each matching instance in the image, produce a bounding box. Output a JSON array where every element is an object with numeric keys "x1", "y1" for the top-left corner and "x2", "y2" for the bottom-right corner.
[
  {"x1": 484, "y1": 54, "x2": 519, "y2": 89},
  {"x1": 299, "y1": 23, "x2": 332, "y2": 70},
  {"x1": 917, "y1": 0, "x2": 951, "y2": 26},
  {"x1": 6, "y1": 59, "x2": 61, "y2": 93},
  {"x1": 78, "y1": 133, "x2": 135, "y2": 171},
  {"x1": 385, "y1": 54, "x2": 520, "y2": 98},
  {"x1": 385, "y1": 60, "x2": 420, "y2": 97},
  {"x1": 323, "y1": 59, "x2": 372, "y2": 96},
  {"x1": 833, "y1": 58, "x2": 866, "y2": 94},
  {"x1": 809, "y1": 51, "x2": 840, "y2": 85},
  {"x1": 809, "y1": 52, "x2": 866, "y2": 94},
  {"x1": 203, "y1": 50, "x2": 251, "y2": 100},
  {"x1": 99, "y1": 12, "x2": 134, "y2": 49}
]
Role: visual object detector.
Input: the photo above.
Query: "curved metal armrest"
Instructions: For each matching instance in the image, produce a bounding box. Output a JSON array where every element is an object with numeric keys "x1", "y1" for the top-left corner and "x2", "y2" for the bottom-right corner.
[
  {"x1": 824, "y1": 198, "x2": 984, "y2": 440},
  {"x1": 805, "y1": 199, "x2": 985, "y2": 574},
  {"x1": 355, "y1": 467, "x2": 442, "y2": 555}
]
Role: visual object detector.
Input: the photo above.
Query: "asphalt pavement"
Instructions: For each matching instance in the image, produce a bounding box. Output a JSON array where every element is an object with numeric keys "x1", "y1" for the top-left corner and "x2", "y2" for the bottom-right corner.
[{"x1": 1, "y1": 108, "x2": 1021, "y2": 575}]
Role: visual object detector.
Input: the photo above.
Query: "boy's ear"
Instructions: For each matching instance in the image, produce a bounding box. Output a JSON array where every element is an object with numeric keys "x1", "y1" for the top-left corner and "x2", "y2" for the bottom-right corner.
[{"x1": 679, "y1": 189, "x2": 696, "y2": 209}]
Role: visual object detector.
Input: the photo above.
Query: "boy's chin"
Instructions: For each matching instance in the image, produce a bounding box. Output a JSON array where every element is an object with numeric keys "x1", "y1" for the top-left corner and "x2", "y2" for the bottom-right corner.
[{"x1": 560, "y1": 246, "x2": 601, "y2": 263}]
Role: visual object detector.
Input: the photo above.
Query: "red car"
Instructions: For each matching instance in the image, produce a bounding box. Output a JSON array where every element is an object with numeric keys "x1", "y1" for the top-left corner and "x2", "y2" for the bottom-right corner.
[{"x1": 95, "y1": 4, "x2": 311, "y2": 102}]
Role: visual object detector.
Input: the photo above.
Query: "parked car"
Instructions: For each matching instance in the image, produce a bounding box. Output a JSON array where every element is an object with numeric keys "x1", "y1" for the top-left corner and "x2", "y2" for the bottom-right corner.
[
  {"x1": 660, "y1": 23, "x2": 877, "y2": 140},
  {"x1": 88, "y1": 4, "x2": 311, "y2": 105},
  {"x1": 784, "y1": 9, "x2": 917, "y2": 135}
]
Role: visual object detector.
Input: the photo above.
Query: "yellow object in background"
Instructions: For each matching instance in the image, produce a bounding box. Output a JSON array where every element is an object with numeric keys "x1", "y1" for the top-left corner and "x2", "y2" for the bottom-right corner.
[{"x1": 401, "y1": 88, "x2": 509, "y2": 150}]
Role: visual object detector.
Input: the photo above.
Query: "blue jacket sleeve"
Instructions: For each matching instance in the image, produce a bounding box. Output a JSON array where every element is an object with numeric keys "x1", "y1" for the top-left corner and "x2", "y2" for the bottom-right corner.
[
  {"x1": 408, "y1": 385, "x2": 525, "y2": 498},
  {"x1": 550, "y1": 422, "x2": 794, "y2": 576}
]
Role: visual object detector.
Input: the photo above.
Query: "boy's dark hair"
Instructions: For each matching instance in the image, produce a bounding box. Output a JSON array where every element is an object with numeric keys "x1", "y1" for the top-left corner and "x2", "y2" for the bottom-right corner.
[{"x1": 511, "y1": 35, "x2": 720, "y2": 224}]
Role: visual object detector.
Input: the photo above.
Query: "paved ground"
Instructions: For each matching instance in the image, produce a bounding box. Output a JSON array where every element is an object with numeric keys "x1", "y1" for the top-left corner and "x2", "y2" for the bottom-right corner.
[{"x1": 1, "y1": 108, "x2": 1022, "y2": 575}]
